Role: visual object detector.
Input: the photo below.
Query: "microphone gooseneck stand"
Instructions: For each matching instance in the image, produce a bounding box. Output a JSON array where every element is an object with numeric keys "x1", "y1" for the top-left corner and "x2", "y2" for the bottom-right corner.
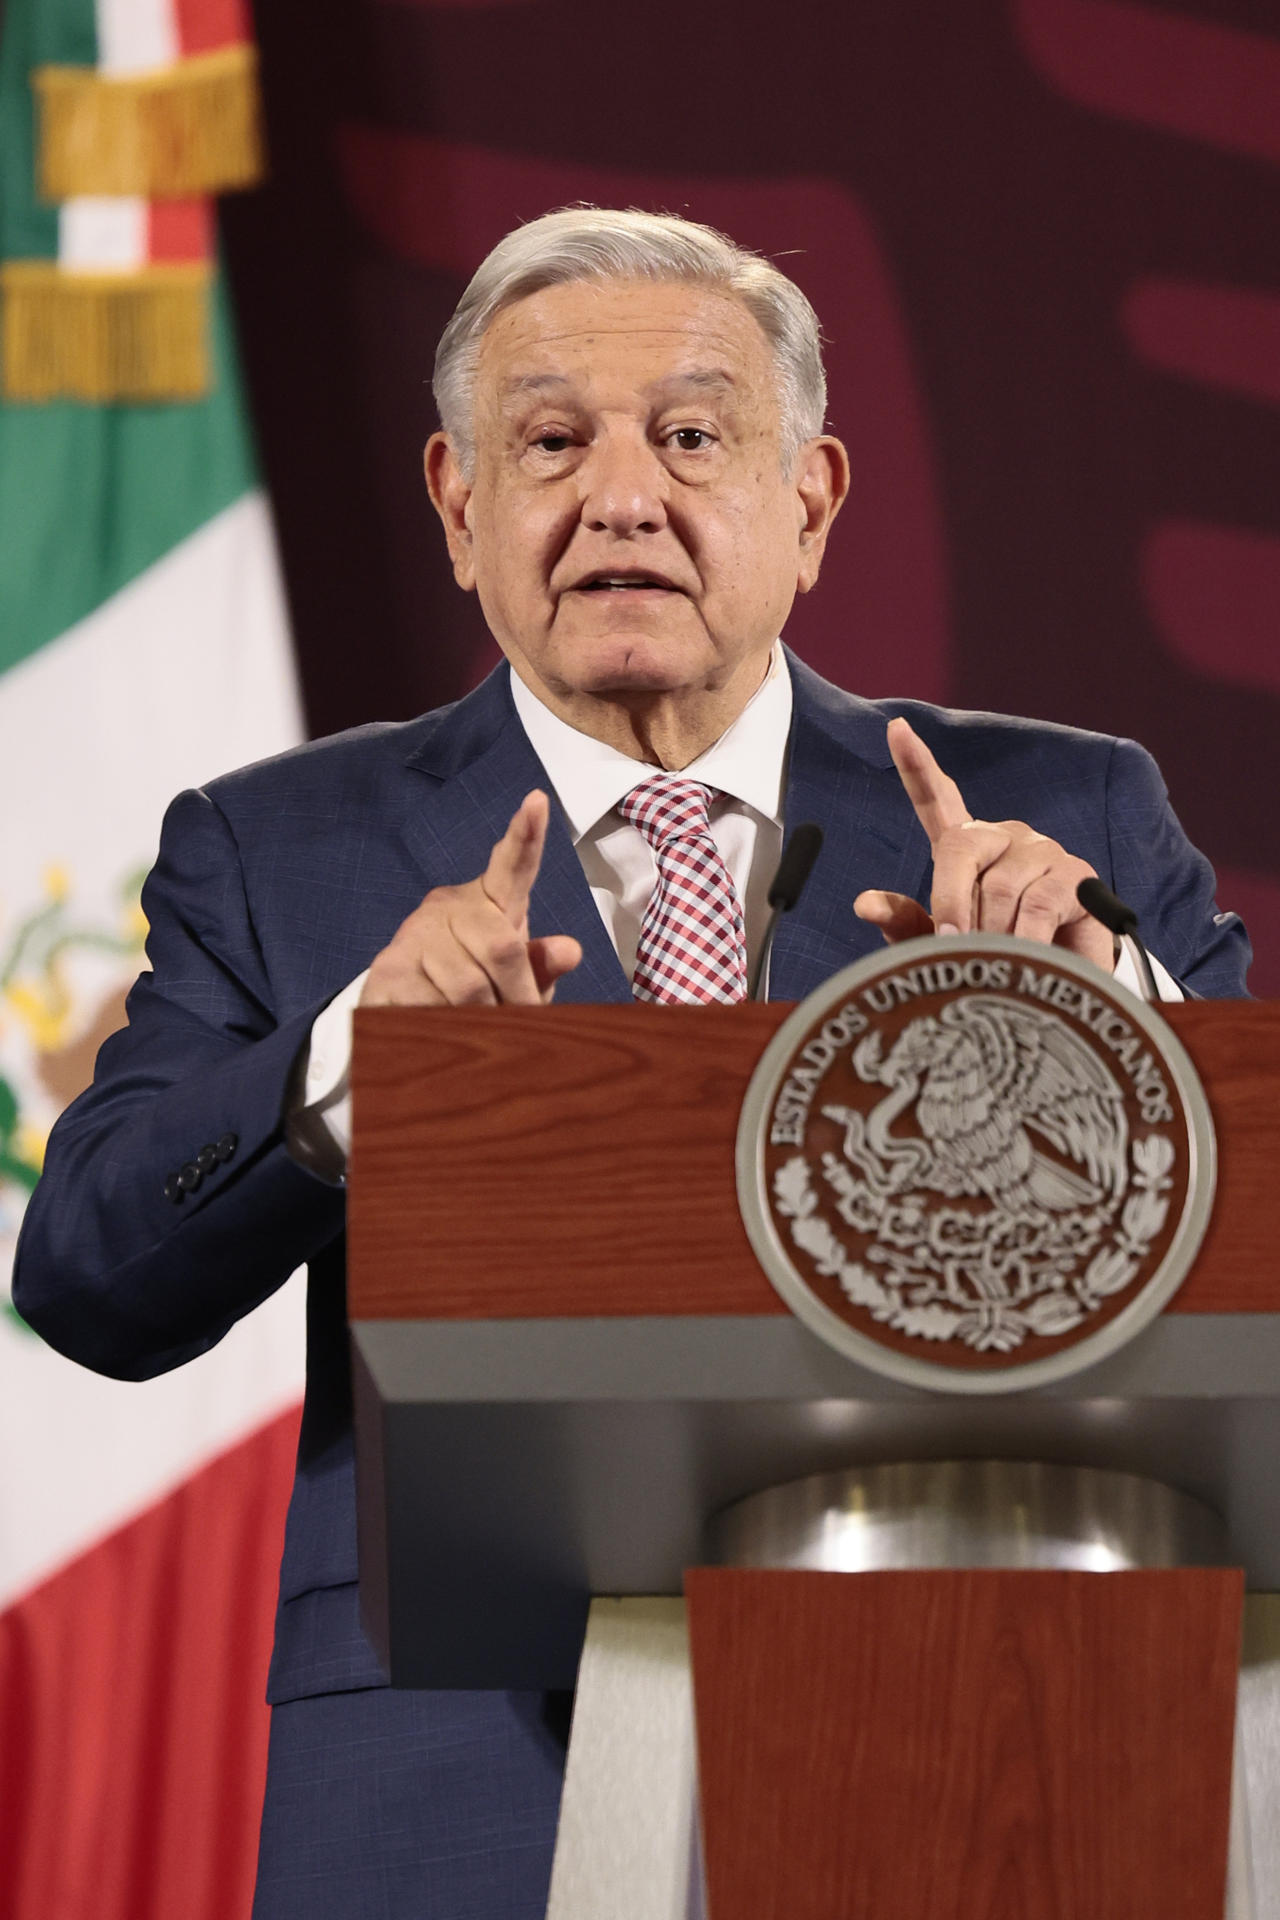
[
  {"x1": 1076, "y1": 876, "x2": 1161, "y2": 1005},
  {"x1": 749, "y1": 823, "x2": 824, "y2": 1002}
]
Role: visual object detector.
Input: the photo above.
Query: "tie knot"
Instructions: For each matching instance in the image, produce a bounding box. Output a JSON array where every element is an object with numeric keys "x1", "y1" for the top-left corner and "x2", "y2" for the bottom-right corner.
[{"x1": 618, "y1": 775, "x2": 716, "y2": 851}]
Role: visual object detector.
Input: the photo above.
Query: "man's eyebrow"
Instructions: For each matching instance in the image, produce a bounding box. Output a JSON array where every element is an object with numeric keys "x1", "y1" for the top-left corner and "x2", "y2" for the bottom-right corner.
[
  {"x1": 646, "y1": 369, "x2": 740, "y2": 399},
  {"x1": 499, "y1": 373, "x2": 577, "y2": 403}
]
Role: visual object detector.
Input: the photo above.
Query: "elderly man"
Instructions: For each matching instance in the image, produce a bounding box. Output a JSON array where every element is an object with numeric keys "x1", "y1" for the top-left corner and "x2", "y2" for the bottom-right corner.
[{"x1": 14, "y1": 208, "x2": 1248, "y2": 1918}]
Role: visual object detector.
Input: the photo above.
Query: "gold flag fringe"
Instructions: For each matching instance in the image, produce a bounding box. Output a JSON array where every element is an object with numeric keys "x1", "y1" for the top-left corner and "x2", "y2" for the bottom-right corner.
[
  {"x1": 1, "y1": 262, "x2": 211, "y2": 402},
  {"x1": 34, "y1": 45, "x2": 262, "y2": 200}
]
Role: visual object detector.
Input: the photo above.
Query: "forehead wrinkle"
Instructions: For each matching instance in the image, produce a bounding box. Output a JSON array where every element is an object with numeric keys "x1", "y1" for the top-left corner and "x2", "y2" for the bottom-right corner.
[
  {"x1": 495, "y1": 366, "x2": 745, "y2": 419},
  {"x1": 497, "y1": 314, "x2": 745, "y2": 347},
  {"x1": 481, "y1": 282, "x2": 772, "y2": 368}
]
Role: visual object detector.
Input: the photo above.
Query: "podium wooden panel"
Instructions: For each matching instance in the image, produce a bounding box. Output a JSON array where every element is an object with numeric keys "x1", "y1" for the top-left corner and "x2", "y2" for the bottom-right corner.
[
  {"x1": 686, "y1": 1567, "x2": 1243, "y2": 1920},
  {"x1": 349, "y1": 999, "x2": 1280, "y2": 1321}
]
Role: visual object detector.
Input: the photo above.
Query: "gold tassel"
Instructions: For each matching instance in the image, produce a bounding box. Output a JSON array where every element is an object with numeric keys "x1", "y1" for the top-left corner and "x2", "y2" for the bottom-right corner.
[
  {"x1": 34, "y1": 44, "x2": 262, "y2": 201},
  {"x1": 1, "y1": 261, "x2": 211, "y2": 402}
]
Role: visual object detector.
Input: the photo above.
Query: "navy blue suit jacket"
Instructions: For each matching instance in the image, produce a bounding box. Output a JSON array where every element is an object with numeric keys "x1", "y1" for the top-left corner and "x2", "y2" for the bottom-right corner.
[{"x1": 13, "y1": 653, "x2": 1250, "y2": 1702}]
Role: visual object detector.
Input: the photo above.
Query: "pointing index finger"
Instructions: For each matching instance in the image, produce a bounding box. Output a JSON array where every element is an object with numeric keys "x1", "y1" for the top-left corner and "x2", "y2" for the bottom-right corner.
[
  {"x1": 483, "y1": 790, "x2": 549, "y2": 922},
  {"x1": 887, "y1": 717, "x2": 972, "y2": 845}
]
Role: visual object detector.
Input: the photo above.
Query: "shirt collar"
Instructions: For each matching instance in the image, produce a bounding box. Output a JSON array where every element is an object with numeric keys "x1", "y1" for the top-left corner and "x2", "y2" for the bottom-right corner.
[{"x1": 509, "y1": 645, "x2": 792, "y2": 843}]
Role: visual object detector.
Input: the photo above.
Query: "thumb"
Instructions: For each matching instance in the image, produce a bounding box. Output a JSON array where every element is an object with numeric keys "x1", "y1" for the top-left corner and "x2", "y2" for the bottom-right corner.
[
  {"x1": 528, "y1": 934, "x2": 583, "y2": 1002},
  {"x1": 854, "y1": 889, "x2": 936, "y2": 944}
]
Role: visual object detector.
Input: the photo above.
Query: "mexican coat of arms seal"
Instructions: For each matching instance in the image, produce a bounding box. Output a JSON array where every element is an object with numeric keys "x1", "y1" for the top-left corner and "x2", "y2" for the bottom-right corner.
[{"x1": 736, "y1": 934, "x2": 1216, "y2": 1391}]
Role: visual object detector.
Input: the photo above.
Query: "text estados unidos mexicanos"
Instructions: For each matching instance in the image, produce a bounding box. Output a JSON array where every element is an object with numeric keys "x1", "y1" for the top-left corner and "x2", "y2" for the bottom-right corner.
[{"x1": 768, "y1": 958, "x2": 1174, "y2": 1145}]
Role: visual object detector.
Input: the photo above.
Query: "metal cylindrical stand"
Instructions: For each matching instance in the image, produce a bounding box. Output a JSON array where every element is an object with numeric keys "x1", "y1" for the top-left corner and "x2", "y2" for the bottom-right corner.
[{"x1": 708, "y1": 1459, "x2": 1229, "y2": 1573}]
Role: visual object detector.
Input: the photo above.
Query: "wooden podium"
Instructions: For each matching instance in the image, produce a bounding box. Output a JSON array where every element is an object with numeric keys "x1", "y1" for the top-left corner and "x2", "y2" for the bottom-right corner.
[{"x1": 348, "y1": 999, "x2": 1280, "y2": 1918}]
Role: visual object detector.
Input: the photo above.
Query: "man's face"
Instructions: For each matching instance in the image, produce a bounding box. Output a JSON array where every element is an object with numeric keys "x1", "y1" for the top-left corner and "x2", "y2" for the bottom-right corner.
[{"x1": 427, "y1": 278, "x2": 844, "y2": 712}]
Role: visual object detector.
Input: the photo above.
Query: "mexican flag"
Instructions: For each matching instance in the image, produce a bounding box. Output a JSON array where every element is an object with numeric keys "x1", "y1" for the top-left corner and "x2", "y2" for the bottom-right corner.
[{"x1": 0, "y1": 1, "x2": 305, "y2": 1914}]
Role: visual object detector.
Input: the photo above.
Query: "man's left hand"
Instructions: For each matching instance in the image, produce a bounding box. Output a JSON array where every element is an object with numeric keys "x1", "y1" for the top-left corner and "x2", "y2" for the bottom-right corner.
[{"x1": 853, "y1": 717, "x2": 1115, "y2": 971}]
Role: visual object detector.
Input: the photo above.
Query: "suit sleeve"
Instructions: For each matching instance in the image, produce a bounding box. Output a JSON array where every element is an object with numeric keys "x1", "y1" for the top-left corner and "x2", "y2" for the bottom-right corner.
[
  {"x1": 1104, "y1": 736, "x2": 1252, "y2": 999},
  {"x1": 12, "y1": 786, "x2": 346, "y2": 1382}
]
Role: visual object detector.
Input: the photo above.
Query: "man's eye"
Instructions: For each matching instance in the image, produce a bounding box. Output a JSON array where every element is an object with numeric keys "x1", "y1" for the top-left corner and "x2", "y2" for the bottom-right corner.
[
  {"x1": 531, "y1": 433, "x2": 573, "y2": 454},
  {"x1": 667, "y1": 428, "x2": 713, "y2": 452}
]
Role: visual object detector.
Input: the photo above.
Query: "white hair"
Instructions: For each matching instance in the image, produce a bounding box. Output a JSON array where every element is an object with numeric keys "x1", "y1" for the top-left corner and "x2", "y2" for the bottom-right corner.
[{"x1": 432, "y1": 206, "x2": 828, "y2": 476}]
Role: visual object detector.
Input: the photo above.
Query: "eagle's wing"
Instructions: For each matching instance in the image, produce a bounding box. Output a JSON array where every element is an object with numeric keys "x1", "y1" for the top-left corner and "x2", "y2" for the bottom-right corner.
[
  {"x1": 914, "y1": 1023, "x2": 1004, "y2": 1146},
  {"x1": 939, "y1": 997, "x2": 1128, "y2": 1200},
  {"x1": 914, "y1": 1011, "x2": 1028, "y2": 1197}
]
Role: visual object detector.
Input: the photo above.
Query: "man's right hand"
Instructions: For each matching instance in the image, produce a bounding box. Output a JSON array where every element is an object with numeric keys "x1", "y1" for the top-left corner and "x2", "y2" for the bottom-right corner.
[{"x1": 360, "y1": 790, "x2": 583, "y2": 1006}]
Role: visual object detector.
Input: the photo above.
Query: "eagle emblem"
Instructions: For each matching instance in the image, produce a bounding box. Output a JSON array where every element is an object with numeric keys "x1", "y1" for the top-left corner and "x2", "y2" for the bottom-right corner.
[
  {"x1": 740, "y1": 937, "x2": 1211, "y2": 1388},
  {"x1": 811, "y1": 996, "x2": 1141, "y2": 1350}
]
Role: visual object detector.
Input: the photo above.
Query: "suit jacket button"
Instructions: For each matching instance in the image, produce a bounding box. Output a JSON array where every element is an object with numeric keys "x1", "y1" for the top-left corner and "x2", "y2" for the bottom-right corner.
[
  {"x1": 196, "y1": 1145, "x2": 218, "y2": 1174},
  {"x1": 215, "y1": 1133, "x2": 237, "y2": 1163},
  {"x1": 177, "y1": 1162, "x2": 203, "y2": 1193},
  {"x1": 163, "y1": 1174, "x2": 184, "y2": 1204}
]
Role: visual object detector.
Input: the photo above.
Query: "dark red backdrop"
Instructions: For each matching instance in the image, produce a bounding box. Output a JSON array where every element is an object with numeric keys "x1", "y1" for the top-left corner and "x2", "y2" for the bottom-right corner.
[{"x1": 220, "y1": 0, "x2": 1280, "y2": 991}]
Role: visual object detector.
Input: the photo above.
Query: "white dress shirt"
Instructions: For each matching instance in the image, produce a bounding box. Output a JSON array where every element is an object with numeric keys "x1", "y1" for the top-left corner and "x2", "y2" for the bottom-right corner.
[{"x1": 286, "y1": 652, "x2": 1178, "y2": 1178}]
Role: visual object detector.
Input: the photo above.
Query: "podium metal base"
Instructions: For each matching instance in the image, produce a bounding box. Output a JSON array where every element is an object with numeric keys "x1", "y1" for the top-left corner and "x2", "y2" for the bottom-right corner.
[{"x1": 708, "y1": 1458, "x2": 1231, "y2": 1573}]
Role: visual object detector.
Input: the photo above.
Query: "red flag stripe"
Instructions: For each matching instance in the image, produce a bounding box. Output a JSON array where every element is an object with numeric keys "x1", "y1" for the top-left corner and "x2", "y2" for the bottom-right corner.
[
  {"x1": 172, "y1": 0, "x2": 252, "y2": 57},
  {"x1": 147, "y1": 200, "x2": 215, "y2": 263},
  {"x1": 0, "y1": 1405, "x2": 299, "y2": 1920}
]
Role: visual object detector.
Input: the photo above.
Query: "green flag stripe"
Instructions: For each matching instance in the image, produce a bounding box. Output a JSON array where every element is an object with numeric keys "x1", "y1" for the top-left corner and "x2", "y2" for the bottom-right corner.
[
  {"x1": 0, "y1": 0, "x2": 262, "y2": 676},
  {"x1": 0, "y1": 0, "x2": 96, "y2": 262},
  {"x1": 0, "y1": 270, "x2": 260, "y2": 677}
]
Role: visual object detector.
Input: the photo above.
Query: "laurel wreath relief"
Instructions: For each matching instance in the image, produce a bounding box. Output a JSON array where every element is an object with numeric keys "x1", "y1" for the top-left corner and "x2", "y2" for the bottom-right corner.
[{"x1": 772, "y1": 1133, "x2": 1176, "y2": 1352}]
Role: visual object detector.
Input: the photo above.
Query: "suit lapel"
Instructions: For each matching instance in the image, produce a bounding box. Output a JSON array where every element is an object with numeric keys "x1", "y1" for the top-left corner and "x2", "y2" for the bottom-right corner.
[
  {"x1": 769, "y1": 656, "x2": 931, "y2": 1001},
  {"x1": 400, "y1": 668, "x2": 629, "y2": 1005},
  {"x1": 528, "y1": 804, "x2": 631, "y2": 1006}
]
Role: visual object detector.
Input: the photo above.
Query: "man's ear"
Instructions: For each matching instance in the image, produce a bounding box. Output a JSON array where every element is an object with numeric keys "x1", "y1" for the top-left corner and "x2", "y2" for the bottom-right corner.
[
  {"x1": 424, "y1": 433, "x2": 476, "y2": 592},
  {"x1": 794, "y1": 435, "x2": 851, "y2": 594}
]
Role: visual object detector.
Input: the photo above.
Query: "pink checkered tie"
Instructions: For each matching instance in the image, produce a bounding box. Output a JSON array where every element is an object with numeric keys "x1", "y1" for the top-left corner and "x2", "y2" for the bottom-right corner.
[{"x1": 619, "y1": 775, "x2": 750, "y2": 1004}]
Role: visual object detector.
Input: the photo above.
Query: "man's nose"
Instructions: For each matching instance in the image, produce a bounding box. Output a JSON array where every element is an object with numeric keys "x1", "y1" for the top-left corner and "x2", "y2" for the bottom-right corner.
[{"x1": 578, "y1": 426, "x2": 668, "y2": 535}]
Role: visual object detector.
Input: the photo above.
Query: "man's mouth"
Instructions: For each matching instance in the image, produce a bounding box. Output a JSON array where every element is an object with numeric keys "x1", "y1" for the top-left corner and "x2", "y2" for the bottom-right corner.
[{"x1": 572, "y1": 571, "x2": 682, "y2": 593}]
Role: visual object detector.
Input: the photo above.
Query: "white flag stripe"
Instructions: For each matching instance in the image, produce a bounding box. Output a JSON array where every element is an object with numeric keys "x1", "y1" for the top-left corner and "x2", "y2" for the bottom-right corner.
[
  {"x1": 58, "y1": 196, "x2": 149, "y2": 270},
  {"x1": 1, "y1": 491, "x2": 302, "y2": 918},
  {"x1": 0, "y1": 488, "x2": 306, "y2": 1608},
  {"x1": 95, "y1": 0, "x2": 177, "y2": 75}
]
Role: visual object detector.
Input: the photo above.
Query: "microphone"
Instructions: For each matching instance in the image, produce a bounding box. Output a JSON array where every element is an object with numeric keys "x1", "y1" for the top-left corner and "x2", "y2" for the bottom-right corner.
[
  {"x1": 1076, "y1": 877, "x2": 1160, "y2": 1004},
  {"x1": 750, "y1": 823, "x2": 824, "y2": 1001}
]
